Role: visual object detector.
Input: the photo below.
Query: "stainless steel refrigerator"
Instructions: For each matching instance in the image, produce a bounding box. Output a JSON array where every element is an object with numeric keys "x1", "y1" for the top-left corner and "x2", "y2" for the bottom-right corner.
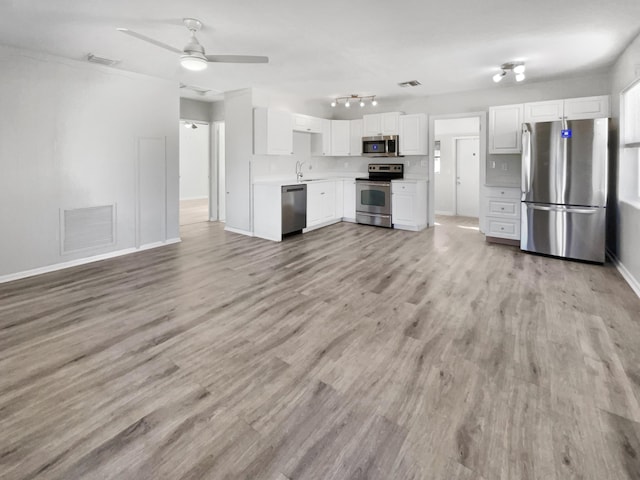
[{"x1": 521, "y1": 118, "x2": 608, "y2": 263}]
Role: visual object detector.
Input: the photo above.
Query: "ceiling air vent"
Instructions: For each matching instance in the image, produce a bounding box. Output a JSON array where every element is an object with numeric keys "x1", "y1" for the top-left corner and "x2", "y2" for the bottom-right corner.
[
  {"x1": 398, "y1": 80, "x2": 422, "y2": 88},
  {"x1": 87, "y1": 53, "x2": 120, "y2": 67}
]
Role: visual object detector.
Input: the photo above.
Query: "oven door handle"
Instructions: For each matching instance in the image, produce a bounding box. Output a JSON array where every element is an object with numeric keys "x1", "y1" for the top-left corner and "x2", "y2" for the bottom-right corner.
[{"x1": 356, "y1": 181, "x2": 391, "y2": 187}]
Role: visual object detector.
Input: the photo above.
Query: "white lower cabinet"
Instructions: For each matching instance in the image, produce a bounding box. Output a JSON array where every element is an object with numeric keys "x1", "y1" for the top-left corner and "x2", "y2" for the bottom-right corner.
[
  {"x1": 391, "y1": 180, "x2": 427, "y2": 231},
  {"x1": 253, "y1": 183, "x2": 283, "y2": 242},
  {"x1": 483, "y1": 186, "x2": 521, "y2": 242},
  {"x1": 305, "y1": 180, "x2": 340, "y2": 230}
]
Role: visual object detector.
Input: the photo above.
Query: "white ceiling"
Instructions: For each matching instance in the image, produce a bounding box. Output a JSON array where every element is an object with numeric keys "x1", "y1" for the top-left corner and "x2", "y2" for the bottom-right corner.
[{"x1": 2, "y1": 0, "x2": 639, "y2": 104}]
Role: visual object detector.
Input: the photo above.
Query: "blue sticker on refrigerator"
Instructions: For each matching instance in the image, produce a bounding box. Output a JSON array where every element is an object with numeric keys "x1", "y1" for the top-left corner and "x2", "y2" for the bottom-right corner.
[{"x1": 561, "y1": 129, "x2": 572, "y2": 138}]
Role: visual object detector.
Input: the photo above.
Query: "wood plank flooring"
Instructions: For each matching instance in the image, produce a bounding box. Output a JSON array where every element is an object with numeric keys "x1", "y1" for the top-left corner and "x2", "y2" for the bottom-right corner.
[
  {"x1": 180, "y1": 198, "x2": 209, "y2": 226},
  {"x1": 1, "y1": 215, "x2": 640, "y2": 480}
]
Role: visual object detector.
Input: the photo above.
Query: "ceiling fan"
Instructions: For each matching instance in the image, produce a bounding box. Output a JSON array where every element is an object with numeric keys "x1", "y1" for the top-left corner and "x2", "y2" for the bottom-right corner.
[{"x1": 117, "y1": 18, "x2": 269, "y2": 71}]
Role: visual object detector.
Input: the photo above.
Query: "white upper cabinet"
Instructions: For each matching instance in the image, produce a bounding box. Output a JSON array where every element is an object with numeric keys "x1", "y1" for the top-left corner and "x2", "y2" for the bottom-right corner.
[
  {"x1": 399, "y1": 113, "x2": 428, "y2": 155},
  {"x1": 350, "y1": 119, "x2": 363, "y2": 156},
  {"x1": 523, "y1": 100, "x2": 563, "y2": 123},
  {"x1": 563, "y1": 95, "x2": 610, "y2": 120},
  {"x1": 330, "y1": 120, "x2": 351, "y2": 156},
  {"x1": 254, "y1": 108, "x2": 293, "y2": 155},
  {"x1": 363, "y1": 112, "x2": 402, "y2": 136},
  {"x1": 292, "y1": 113, "x2": 323, "y2": 133},
  {"x1": 524, "y1": 95, "x2": 610, "y2": 122},
  {"x1": 311, "y1": 119, "x2": 332, "y2": 156},
  {"x1": 363, "y1": 114, "x2": 381, "y2": 137},
  {"x1": 489, "y1": 104, "x2": 524, "y2": 154}
]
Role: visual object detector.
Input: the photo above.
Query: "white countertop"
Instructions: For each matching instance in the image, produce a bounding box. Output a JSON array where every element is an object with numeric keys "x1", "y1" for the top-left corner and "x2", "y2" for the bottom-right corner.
[{"x1": 253, "y1": 173, "x2": 428, "y2": 187}]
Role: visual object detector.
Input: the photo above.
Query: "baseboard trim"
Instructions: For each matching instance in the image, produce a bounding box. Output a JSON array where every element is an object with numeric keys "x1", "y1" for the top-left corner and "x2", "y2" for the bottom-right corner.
[
  {"x1": 486, "y1": 236, "x2": 520, "y2": 246},
  {"x1": 0, "y1": 238, "x2": 182, "y2": 284},
  {"x1": 224, "y1": 226, "x2": 253, "y2": 236},
  {"x1": 607, "y1": 248, "x2": 640, "y2": 299}
]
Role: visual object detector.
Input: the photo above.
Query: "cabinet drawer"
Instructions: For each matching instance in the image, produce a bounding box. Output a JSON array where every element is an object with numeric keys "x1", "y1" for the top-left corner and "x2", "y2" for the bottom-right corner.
[
  {"x1": 485, "y1": 187, "x2": 520, "y2": 199},
  {"x1": 486, "y1": 217, "x2": 520, "y2": 240},
  {"x1": 392, "y1": 182, "x2": 417, "y2": 194},
  {"x1": 487, "y1": 198, "x2": 519, "y2": 218}
]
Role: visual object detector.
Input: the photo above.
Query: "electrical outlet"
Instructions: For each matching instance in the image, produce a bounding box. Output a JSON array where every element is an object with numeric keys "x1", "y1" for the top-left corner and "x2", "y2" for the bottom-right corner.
[
  {"x1": 491, "y1": 161, "x2": 496, "y2": 169},
  {"x1": 501, "y1": 163, "x2": 508, "y2": 171}
]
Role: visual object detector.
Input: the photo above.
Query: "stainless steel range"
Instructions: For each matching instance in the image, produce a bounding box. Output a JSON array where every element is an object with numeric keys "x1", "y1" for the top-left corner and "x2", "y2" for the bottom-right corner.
[{"x1": 355, "y1": 163, "x2": 404, "y2": 228}]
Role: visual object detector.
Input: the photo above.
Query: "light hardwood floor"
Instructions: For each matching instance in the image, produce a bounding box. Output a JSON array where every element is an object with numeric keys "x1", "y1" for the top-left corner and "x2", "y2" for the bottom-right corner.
[
  {"x1": 1, "y1": 216, "x2": 639, "y2": 480},
  {"x1": 180, "y1": 198, "x2": 209, "y2": 226}
]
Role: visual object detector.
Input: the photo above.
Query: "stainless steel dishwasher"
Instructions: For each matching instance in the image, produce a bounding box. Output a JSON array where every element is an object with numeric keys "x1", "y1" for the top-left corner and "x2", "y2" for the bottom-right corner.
[{"x1": 281, "y1": 184, "x2": 307, "y2": 236}]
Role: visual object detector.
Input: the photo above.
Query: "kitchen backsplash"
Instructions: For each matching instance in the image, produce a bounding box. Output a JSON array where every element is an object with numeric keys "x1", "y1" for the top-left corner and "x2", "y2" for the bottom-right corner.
[{"x1": 252, "y1": 132, "x2": 428, "y2": 180}]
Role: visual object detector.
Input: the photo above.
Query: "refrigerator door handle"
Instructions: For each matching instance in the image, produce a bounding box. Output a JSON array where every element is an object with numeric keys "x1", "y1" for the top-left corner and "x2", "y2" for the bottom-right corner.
[
  {"x1": 521, "y1": 123, "x2": 532, "y2": 200},
  {"x1": 527, "y1": 203, "x2": 600, "y2": 214}
]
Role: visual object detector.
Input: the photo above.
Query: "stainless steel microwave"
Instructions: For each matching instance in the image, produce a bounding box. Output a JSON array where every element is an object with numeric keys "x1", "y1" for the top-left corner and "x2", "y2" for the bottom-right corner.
[{"x1": 362, "y1": 135, "x2": 400, "y2": 157}]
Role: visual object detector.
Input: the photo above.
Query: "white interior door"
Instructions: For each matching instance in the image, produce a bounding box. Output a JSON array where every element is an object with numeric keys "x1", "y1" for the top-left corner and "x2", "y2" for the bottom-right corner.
[{"x1": 455, "y1": 137, "x2": 480, "y2": 217}]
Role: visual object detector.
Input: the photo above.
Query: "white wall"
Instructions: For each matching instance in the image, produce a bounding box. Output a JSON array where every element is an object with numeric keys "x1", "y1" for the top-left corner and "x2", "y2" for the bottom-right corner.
[
  {"x1": 0, "y1": 45, "x2": 179, "y2": 279},
  {"x1": 180, "y1": 98, "x2": 211, "y2": 123},
  {"x1": 609, "y1": 32, "x2": 640, "y2": 295},
  {"x1": 179, "y1": 123, "x2": 209, "y2": 200}
]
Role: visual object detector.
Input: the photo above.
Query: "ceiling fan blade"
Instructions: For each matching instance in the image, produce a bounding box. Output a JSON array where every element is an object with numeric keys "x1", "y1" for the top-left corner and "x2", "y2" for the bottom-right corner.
[
  {"x1": 117, "y1": 28, "x2": 183, "y2": 54},
  {"x1": 205, "y1": 55, "x2": 269, "y2": 64}
]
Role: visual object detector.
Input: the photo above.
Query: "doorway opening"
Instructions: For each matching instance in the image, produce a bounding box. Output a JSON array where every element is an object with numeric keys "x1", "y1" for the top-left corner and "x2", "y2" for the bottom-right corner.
[
  {"x1": 433, "y1": 117, "x2": 480, "y2": 218},
  {"x1": 179, "y1": 120, "x2": 210, "y2": 227}
]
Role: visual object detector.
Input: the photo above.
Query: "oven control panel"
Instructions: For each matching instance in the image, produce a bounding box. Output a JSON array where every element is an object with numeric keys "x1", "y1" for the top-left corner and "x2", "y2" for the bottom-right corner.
[{"x1": 369, "y1": 163, "x2": 403, "y2": 173}]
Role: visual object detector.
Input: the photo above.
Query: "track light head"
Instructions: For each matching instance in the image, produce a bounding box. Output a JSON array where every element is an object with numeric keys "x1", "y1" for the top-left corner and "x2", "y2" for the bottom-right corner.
[{"x1": 493, "y1": 61, "x2": 526, "y2": 83}]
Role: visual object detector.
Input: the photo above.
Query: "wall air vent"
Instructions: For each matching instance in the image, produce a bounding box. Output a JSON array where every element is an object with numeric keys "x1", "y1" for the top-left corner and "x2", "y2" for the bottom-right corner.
[
  {"x1": 179, "y1": 83, "x2": 220, "y2": 96},
  {"x1": 61, "y1": 205, "x2": 116, "y2": 254},
  {"x1": 86, "y1": 53, "x2": 120, "y2": 67},
  {"x1": 398, "y1": 80, "x2": 422, "y2": 87}
]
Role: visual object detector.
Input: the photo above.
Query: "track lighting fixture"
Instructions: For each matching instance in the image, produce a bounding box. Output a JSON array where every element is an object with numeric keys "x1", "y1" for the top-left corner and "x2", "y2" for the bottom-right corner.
[
  {"x1": 492, "y1": 62, "x2": 526, "y2": 83},
  {"x1": 330, "y1": 94, "x2": 378, "y2": 108}
]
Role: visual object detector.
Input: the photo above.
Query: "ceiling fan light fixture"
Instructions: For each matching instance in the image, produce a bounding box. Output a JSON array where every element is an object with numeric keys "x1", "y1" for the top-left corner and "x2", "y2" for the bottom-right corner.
[
  {"x1": 515, "y1": 72, "x2": 526, "y2": 82},
  {"x1": 371, "y1": 98, "x2": 378, "y2": 106},
  {"x1": 493, "y1": 71, "x2": 506, "y2": 83},
  {"x1": 180, "y1": 54, "x2": 207, "y2": 71},
  {"x1": 331, "y1": 100, "x2": 337, "y2": 107}
]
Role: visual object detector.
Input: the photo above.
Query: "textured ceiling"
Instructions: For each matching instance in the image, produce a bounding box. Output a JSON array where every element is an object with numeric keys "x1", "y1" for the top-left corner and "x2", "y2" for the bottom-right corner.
[{"x1": 1, "y1": 0, "x2": 639, "y2": 104}]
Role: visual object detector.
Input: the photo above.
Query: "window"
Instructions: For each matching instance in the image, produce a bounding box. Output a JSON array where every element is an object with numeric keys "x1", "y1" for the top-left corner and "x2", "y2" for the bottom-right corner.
[{"x1": 621, "y1": 78, "x2": 640, "y2": 199}]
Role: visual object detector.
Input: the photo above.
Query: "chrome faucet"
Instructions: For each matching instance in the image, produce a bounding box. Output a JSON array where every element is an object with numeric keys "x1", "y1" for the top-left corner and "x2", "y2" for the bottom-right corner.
[{"x1": 296, "y1": 161, "x2": 305, "y2": 182}]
